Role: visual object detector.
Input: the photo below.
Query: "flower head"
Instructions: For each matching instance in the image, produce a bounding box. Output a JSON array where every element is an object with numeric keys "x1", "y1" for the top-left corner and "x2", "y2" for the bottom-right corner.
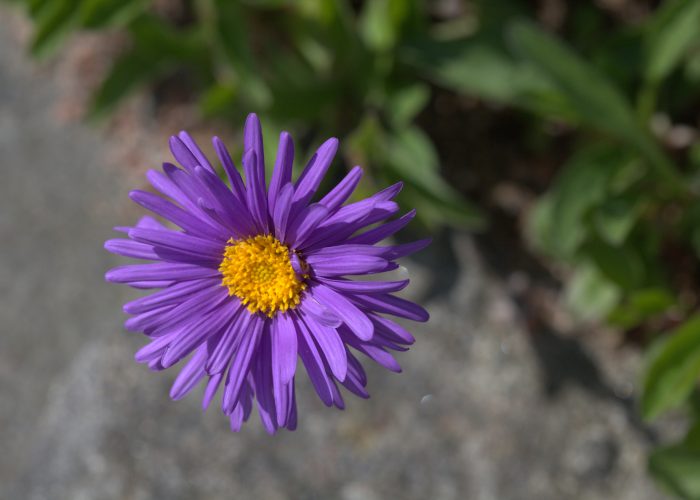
[{"x1": 105, "y1": 114, "x2": 429, "y2": 433}]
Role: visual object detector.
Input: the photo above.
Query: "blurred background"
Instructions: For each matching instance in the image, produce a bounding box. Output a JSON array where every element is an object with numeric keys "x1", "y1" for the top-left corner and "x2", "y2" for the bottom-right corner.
[{"x1": 1, "y1": 0, "x2": 700, "y2": 498}]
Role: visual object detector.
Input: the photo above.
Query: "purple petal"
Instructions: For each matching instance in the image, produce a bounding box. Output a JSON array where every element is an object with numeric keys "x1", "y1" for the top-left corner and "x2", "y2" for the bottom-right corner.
[
  {"x1": 349, "y1": 293, "x2": 429, "y2": 322},
  {"x1": 268, "y1": 132, "x2": 294, "y2": 214},
  {"x1": 309, "y1": 284, "x2": 373, "y2": 341},
  {"x1": 271, "y1": 313, "x2": 297, "y2": 384},
  {"x1": 202, "y1": 372, "x2": 223, "y2": 410},
  {"x1": 252, "y1": 330, "x2": 278, "y2": 434},
  {"x1": 128, "y1": 227, "x2": 224, "y2": 261},
  {"x1": 299, "y1": 310, "x2": 347, "y2": 381},
  {"x1": 242, "y1": 149, "x2": 269, "y2": 233},
  {"x1": 286, "y1": 203, "x2": 330, "y2": 248},
  {"x1": 222, "y1": 315, "x2": 264, "y2": 415},
  {"x1": 123, "y1": 278, "x2": 216, "y2": 314},
  {"x1": 169, "y1": 344, "x2": 208, "y2": 400},
  {"x1": 104, "y1": 239, "x2": 159, "y2": 260},
  {"x1": 169, "y1": 135, "x2": 199, "y2": 173},
  {"x1": 129, "y1": 190, "x2": 224, "y2": 241},
  {"x1": 272, "y1": 183, "x2": 294, "y2": 242},
  {"x1": 346, "y1": 209, "x2": 416, "y2": 245},
  {"x1": 294, "y1": 313, "x2": 334, "y2": 406},
  {"x1": 318, "y1": 166, "x2": 363, "y2": 212},
  {"x1": 317, "y1": 277, "x2": 409, "y2": 294},
  {"x1": 105, "y1": 262, "x2": 220, "y2": 283},
  {"x1": 299, "y1": 295, "x2": 341, "y2": 328},
  {"x1": 306, "y1": 254, "x2": 390, "y2": 276},
  {"x1": 212, "y1": 136, "x2": 247, "y2": 204},
  {"x1": 206, "y1": 305, "x2": 250, "y2": 375},
  {"x1": 178, "y1": 131, "x2": 215, "y2": 173},
  {"x1": 369, "y1": 313, "x2": 415, "y2": 344},
  {"x1": 291, "y1": 137, "x2": 338, "y2": 212},
  {"x1": 161, "y1": 301, "x2": 235, "y2": 368}
]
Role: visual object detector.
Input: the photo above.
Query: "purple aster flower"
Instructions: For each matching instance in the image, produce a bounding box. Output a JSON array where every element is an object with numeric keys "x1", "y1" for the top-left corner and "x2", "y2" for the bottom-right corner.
[{"x1": 105, "y1": 114, "x2": 430, "y2": 433}]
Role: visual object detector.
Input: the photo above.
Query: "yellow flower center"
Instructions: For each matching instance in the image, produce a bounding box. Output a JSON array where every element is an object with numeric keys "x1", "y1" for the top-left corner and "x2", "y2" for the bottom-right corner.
[{"x1": 219, "y1": 234, "x2": 307, "y2": 317}]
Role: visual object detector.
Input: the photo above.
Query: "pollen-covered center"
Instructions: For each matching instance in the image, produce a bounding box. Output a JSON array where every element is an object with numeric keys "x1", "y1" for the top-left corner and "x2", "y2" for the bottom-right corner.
[{"x1": 219, "y1": 234, "x2": 306, "y2": 316}]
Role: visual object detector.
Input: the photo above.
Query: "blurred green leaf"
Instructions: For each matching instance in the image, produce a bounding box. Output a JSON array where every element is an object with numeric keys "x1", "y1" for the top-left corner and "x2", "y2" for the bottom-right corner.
[
  {"x1": 387, "y1": 83, "x2": 430, "y2": 127},
  {"x1": 89, "y1": 48, "x2": 167, "y2": 117},
  {"x1": 594, "y1": 195, "x2": 640, "y2": 246},
  {"x1": 642, "y1": 316, "x2": 700, "y2": 420},
  {"x1": 78, "y1": 0, "x2": 146, "y2": 28},
  {"x1": 565, "y1": 262, "x2": 621, "y2": 321},
  {"x1": 608, "y1": 288, "x2": 675, "y2": 329},
  {"x1": 645, "y1": 0, "x2": 700, "y2": 83},
  {"x1": 206, "y1": 0, "x2": 271, "y2": 107},
  {"x1": 386, "y1": 126, "x2": 483, "y2": 229},
  {"x1": 584, "y1": 238, "x2": 644, "y2": 291},
  {"x1": 360, "y1": 0, "x2": 417, "y2": 52},
  {"x1": 508, "y1": 21, "x2": 681, "y2": 188},
  {"x1": 650, "y1": 442, "x2": 700, "y2": 499},
  {"x1": 30, "y1": 0, "x2": 80, "y2": 58},
  {"x1": 401, "y1": 37, "x2": 573, "y2": 118},
  {"x1": 530, "y1": 144, "x2": 624, "y2": 258}
]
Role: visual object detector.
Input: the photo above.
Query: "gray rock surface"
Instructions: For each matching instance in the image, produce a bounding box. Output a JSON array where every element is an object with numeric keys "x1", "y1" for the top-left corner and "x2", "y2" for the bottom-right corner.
[{"x1": 0, "y1": 12, "x2": 667, "y2": 500}]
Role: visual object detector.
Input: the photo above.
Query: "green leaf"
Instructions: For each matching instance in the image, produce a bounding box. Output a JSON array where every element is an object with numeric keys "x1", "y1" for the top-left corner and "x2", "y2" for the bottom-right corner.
[
  {"x1": 401, "y1": 37, "x2": 572, "y2": 118},
  {"x1": 650, "y1": 443, "x2": 700, "y2": 499},
  {"x1": 89, "y1": 49, "x2": 167, "y2": 118},
  {"x1": 78, "y1": 0, "x2": 146, "y2": 28},
  {"x1": 386, "y1": 126, "x2": 484, "y2": 229},
  {"x1": 387, "y1": 83, "x2": 430, "y2": 127},
  {"x1": 508, "y1": 20, "x2": 681, "y2": 188},
  {"x1": 608, "y1": 288, "x2": 675, "y2": 329},
  {"x1": 645, "y1": 0, "x2": 700, "y2": 83},
  {"x1": 642, "y1": 316, "x2": 700, "y2": 420},
  {"x1": 584, "y1": 238, "x2": 644, "y2": 291},
  {"x1": 359, "y1": 0, "x2": 415, "y2": 52},
  {"x1": 565, "y1": 262, "x2": 621, "y2": 322},
  {"x1": 529, "y1": 144, "x2": 624, "y2": 258},
  {"x1": 29, "y1": 0, "x2": 80, "y2": 58},
  {"x1": 593, "y1": 195, "x2": 640, "y2": 246}
]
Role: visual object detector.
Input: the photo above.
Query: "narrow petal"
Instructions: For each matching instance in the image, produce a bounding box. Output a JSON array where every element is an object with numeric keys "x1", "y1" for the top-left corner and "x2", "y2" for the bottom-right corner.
[
  {"x1": 105, "y1": 262, "x2": 220, "y2": 283},
  {"x1": 299, "y1": 310, "x2": 347, "y2": 381},
  {"x1": 123, "y1": 278, "x2": 216, "y2": 314},
  {"x1": 346, "y1": 209, "x2": 417, "y2": 245},
  {"x1": 306, "y1": 254, "x2": 390, "y2": 276},
  {"x1": 272, "y1": 183, "x2": 294, "y2": 242},
  {"x1": 268, "y1": 131, "x2": 294, "y2": 214},
  {"x1": 299, "y1": 295, "x2": 341, "y2": 328},
  {"x1": 206, "y1": 305, "x2": 250, "y2": 375},
  {"x1": 369, "y1": 313, "x2": 415, "y2": 344},
  {"x1": 309, "y1": 284, "x2": 373, "y2": 341},
  {"x1": 170, "y1": 344, "x2": 208, "y2": 400},
  {"x1": 169, "y1": 135, "x2": 199, "y2": 173},
  {"x1": 161, "y1": 301, "x2": 234, "y2": 368},
  {"x1": 202, "y1": 372, "x2": 223, "y2": 410},
  {"x1": 253, "y1": 330, "x2": 278, "y2": 434},
  {"x1": 271, "y1": 313, "x2": 298, "y2": 384},
  {"x1": 104, "y1": 239, "x2": 159, "y2": 260},
  {"x1": 318, "y1": 166, "x2": 363, "y2": 212},
  {"x1": 178, "y1": 131, "x2": 215, "y2": 173},
  {"x1": 212, "y1": 136, "x2": 246, "y2": 203},
  {"x1": 295, "y1": 313, "x2": 334, "y2": 406},
  {"x1": 222, "y1": 315, "x2": 264, "y2": 414},
  {"x1": 291, "y1": 137, "x2": 338, "y2": 212},
  {"x1": 317, "y1": 277, "x2": 409, "y2": 294},
  {"x1": 242, "y1": 149, "x2": 269, "y2": 232},
  {"x1": 349, "y1": 293, "x2": 430, "y2": 322},
  {"x1": 128, "y1": 227, "x2": 224, "y2": 261},
  {"x1": 129, "y1": 190, "x2": 224, "y2": 241},
  {"x1": 286, "y1": 203, "x2": 330, "y2": 248}
]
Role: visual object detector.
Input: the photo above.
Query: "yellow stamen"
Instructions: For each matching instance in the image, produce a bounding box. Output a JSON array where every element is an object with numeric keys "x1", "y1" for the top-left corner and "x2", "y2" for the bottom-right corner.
[{"x1": 219, "y1": 234, "x2": 306, "y2": 317}]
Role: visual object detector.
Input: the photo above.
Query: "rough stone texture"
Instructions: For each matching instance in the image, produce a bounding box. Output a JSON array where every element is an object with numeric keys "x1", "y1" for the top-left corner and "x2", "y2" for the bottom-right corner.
[{"x1": 0, "y1": 12, "x2": 667, "y2": 500}]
